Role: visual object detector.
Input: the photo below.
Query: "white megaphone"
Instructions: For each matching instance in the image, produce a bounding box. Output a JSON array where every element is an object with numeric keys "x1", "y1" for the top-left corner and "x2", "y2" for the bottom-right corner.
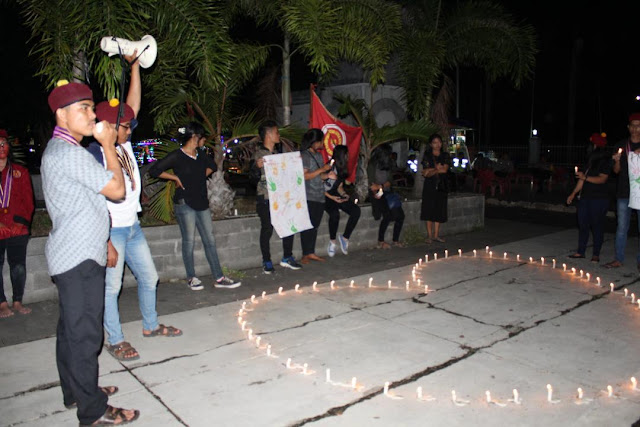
[{"x1": 100, "y1": 35, "x2": 157, "y2": 68}]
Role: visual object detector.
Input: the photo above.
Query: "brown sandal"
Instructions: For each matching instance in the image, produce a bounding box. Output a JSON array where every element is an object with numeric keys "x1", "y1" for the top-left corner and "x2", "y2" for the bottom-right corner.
[
  {"x1": 143, "y1": 324, "x2": 182, "y2": 338},
  {"x1": 81, "y1": 405, "x2": 140, "y2": 426},
  {"x1": 604, "y1": 260, "x2": 623, "y2": 269},
  {"x1": 106, "y1": 341, "x2": 140, "y2": 361},
  {"x1": 65, "y1": 386, "x2": 119, "y2": 409}
]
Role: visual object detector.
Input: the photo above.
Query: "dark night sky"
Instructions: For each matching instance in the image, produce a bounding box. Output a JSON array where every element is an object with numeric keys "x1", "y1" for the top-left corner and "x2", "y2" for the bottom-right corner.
[{"x1": 2, "y1": 1, "x2": 639, "y2": 158}]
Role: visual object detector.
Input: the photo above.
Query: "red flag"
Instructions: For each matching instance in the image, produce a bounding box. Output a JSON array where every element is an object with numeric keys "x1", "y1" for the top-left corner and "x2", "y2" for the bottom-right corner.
[{"x1": 309, "y1": 88, "x2": 362, "y2": 183}]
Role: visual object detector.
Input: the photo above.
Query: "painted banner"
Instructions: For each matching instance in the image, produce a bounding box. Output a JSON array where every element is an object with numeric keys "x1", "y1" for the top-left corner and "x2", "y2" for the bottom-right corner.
[{"x1": 264, "y1": 151, "x2": 313, "y2": 238}]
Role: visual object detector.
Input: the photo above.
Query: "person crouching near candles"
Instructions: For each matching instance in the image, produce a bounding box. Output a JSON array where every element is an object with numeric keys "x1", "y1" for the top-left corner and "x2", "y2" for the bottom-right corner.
[
  {"x1": 300, "y1": 128, "x2": 334, "y2": 263},
  {"x1": 0, "y1": 129, "x2": 34, "y2": 318},
  {"x1": 566, "y1": 132, "x2": 611, "y2": 262},
  {"x1": 370, "y1": 144, "x2": 405, "y2": 249},
  {"x1": 42, "y1": 80, "x2": 139, "y2": 425},
  {"x1": 149, "y1": 122, "x2": 240, "y2": 290},
  {"x1": 324, "y1": 145, "x2": 360, "y2": 256},
  {"x1": 421, "y1": 133, "x2": 450, "y2": 243}
]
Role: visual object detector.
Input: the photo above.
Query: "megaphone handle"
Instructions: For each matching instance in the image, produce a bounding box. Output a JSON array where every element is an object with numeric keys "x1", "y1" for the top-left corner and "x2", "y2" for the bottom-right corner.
[{"x1": 131, "y1": 44, "x2": 151, "y2": 66}]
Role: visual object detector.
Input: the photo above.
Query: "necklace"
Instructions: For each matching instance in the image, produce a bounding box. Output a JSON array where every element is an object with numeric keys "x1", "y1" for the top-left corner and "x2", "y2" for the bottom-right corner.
[{"x1": 181, "y1": 148, "x2": 198, "y2": 160}]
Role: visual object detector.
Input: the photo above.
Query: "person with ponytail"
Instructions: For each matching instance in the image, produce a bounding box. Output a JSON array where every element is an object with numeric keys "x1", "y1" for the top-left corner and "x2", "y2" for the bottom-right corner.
[{"x1": 149, "y1": 122, "x2": 240, "y2": 290}]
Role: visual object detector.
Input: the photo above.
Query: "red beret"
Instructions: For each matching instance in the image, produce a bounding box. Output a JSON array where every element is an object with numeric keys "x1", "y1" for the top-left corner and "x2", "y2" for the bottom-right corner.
[
  {"x1": 95, "y1": 99, "x2": 135, "y2": 124},
  {"x1": 630, "y1": 113, "x2": 640, "y2": 123},
  {"x1": 48, "y1": 80, "x2": 93, "y2": 112},
  {"x1": 0, "y1": 129, "x2": 7, "y2": 139},
  {"x1": 590, "y1": 132, "x2": 607, "y2": 147}
]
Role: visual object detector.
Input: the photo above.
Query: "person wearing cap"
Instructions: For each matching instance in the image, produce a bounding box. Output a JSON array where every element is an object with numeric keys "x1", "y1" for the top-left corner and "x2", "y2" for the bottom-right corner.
[
  {"x1": 0, "y1": 129, "x2": 34, "y2": 318},
  {"x1": 88, "y1": 53, "x2": 181, "y2": 362},
  {"x1": 566, "y1": 132, "x2": 611, "y2": 262},
  {"x1": 605, "y1": 114, "x2": 640, "y2": 269},
  {"x1": 42, "y1": 80, "x2": 139, "y2": 425}
]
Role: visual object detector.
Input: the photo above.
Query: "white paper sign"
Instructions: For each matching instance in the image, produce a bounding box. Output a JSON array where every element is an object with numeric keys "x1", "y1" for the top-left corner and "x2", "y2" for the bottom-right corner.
[{"x1": 264, "y1": 152, "x2": 312, "y2": 238}]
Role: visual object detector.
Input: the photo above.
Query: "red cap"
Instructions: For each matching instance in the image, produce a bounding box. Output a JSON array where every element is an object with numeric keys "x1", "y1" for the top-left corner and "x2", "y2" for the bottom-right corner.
[
  {"x1": 95, "y1": 98, "x2": 135, "y2": 124},
  {"x1": 48, "y1": 80, "x2": 93, "y2": 112},
  {"x1": 630, "y1": 113, "x2": 640, "y2": 123},
  {"x1": 590, "y1": 132, "x2": 607, "y2": 147},
  {"x1": 0, "y1": 129, "x2": 7, "y2": 139}
]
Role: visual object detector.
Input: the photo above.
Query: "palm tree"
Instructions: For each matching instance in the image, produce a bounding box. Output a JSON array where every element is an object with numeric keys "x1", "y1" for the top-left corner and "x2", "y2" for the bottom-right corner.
[
  {"x1": 227, "y1": 0, "x2": 402, "y2": 125},
  {"x1": 334, "y1": 94, "x2": 438, "y2": 199}
]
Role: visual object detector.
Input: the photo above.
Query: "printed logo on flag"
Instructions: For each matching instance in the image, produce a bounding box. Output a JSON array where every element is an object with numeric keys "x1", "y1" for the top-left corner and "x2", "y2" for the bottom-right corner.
[{"x1": 321, "y1": 124, "x2": 346, "y2": 156}]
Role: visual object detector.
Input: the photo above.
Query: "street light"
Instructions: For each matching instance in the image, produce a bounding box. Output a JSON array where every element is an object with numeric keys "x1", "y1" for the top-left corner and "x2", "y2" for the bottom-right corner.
[{"x1": 532, "y1": 129, "x2": 538, "y2": 136}]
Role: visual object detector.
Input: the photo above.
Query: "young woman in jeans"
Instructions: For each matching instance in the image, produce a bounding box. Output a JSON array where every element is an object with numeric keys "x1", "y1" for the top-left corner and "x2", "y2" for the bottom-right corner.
[{"x1": 150, "y1": 122, "x2": 240, "y2": 290}]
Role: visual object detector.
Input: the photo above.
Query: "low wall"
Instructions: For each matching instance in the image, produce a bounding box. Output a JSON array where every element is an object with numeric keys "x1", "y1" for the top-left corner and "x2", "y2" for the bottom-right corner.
[{"x1": 11, "y1": 193, "x2": 484, "y2": 303}]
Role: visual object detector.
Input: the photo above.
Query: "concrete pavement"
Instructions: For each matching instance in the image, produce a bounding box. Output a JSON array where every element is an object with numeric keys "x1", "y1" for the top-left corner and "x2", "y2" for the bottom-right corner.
[{"x1": 3, "y1": 215, "x2": 640, "y2": 426}]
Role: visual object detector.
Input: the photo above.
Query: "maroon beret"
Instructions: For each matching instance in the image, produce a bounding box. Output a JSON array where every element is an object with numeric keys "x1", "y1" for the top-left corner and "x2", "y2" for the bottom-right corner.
[
  {"x1": 48, "y1": 80, "x2": 93, "y2": 112},
  {"x1": 95, "y1": 99, "x2": 135, "y2": 124},
  {"x1": 630, "y1": 113, "x2": 640, "y2": 123},
  {"x1": 590, "y1": 132, "x2": 607, "y2": 147},
  {"x1": 0, "y1": 129, "x2": 7, "y2": 139}
]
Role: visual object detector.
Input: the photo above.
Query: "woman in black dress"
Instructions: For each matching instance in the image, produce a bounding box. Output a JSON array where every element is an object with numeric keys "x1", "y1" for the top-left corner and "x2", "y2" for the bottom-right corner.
[{"x1": 421, "y1": 133, "x2": 450, "y2": 243}]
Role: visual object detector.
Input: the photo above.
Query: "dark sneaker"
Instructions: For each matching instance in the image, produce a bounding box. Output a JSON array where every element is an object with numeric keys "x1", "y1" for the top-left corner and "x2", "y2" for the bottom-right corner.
[
  {"x1": 263, "y1": 261, "x2": 275, "y2": 274},
  {"x1": 188, "y1": 277, "x2": 204, "y2": 291},
  {"x1": 338, "y1": 235, "x2": 349, "y2": 255},
  {"x1": 280, "y1": 256, "x2": 302, "y2": 270},
  {"x1": 214, "y1": 276, "x2": 241, "y2": 288}
]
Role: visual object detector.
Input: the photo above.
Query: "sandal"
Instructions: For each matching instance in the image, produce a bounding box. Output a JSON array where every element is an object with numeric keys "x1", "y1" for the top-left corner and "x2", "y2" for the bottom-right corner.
[
  {"x1": 143, "y1": 324, "x2": 182, "y2": 338},
  {"x1": 591, "y1": 256, "x2": 600, "y2": 263},
  {"x1": 604, "y1": 260, "x2": 623, "y2": 269},
  {"x1": 65, "y1": 386, "x2": 119, "y2": 409},
  {"x1": 433, "y1": 237, "x2": 445, "y2": 243},
  {"x1": 392, "y1": 241, "x2": 406, "y2": 248},
  {"x1": 80, "y1": 405, "x2": 140, "y2": 426},
  {"x1": 425, "y1": 238, "x2": 432, "y2": 244},
  {"x1": 377, "y1": 242, "x2": 391, "y2": 250},
  {"x1": 567, "y1": 253, "x2": 585, "y2": 259},
  {"x1": 106, "y1": 341, "x2": 140, "y2": 361}
]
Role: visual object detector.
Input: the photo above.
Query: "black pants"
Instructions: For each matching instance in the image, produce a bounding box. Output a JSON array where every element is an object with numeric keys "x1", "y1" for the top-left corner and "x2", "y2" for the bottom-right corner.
[
  {"x1": 577, "y1": 198, "x2": 609, "y2": 257},
  {"x1": 301, "y1": 201, "x2": 325, "y2": 255},
  {"x1": 0, "y1": 234, "x2": 28, "y2": 304},
  {"x1": 325, "y1": 198, "x2": 361, "y2": 240},
  {"x1": 52, "y1": 260, "x2": 108, "y2": 425},
  {"x1": 256, "y1": 199, "x2": 294, "y2": 262},
  {"x1": 379, "y1": 206, "x2": 405, "y2": 243}
]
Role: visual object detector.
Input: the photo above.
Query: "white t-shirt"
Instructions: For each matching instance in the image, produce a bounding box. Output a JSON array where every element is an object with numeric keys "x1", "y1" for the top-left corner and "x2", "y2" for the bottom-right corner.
[
  {"x1": 101, "y1": 141, "x2": 142, "y2": 227},
  {"x1": 628, "y1": 151, "x2": 640, "y2": 210}
]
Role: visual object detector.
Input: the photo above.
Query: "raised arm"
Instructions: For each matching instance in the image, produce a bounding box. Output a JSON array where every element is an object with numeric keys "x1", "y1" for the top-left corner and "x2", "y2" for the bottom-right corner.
[{"x1": 125, "y1": 50, "x2": 141, "y2": 117}]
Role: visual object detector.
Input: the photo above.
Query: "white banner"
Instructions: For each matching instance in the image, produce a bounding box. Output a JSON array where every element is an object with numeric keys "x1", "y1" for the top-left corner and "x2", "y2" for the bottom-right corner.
[{"x1": 264, "y1": 152, "x2": 313, "y2": 238}]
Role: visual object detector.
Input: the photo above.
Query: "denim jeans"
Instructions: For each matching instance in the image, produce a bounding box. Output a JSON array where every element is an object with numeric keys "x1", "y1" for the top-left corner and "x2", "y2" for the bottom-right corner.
[
  {"x1": 614, "y1": 198, "x2": 640, "y2": 263},
  {"x1": 576, "y1": 198, "x2": 609, "y2": 257},
  {"x1": 175, "y1": 202, "x2": 224, "y2": 280},
  {"x1": 104, "y1": 221, "x2": 159, "y2": 346},
  {"x1": 0, "y1": 235, "x2": 29, "y2": 303}
]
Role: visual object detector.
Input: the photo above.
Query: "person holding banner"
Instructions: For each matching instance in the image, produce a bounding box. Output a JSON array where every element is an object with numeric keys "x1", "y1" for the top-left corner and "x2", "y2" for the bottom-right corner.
[
  {"x1": 300, "y1": 129, "x2": 334, "y2": 263},
  {"x1": 324, "y1": 145, "x2": 360, "y2": 256}
]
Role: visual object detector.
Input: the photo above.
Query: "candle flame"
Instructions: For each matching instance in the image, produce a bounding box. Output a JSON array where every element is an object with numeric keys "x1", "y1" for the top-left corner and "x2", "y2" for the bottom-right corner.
[
  {"x1": 295, "y1": 284, "x2": 300, "y2": 292},
  {"x1": 485, "y1": 390, "x2": 491, "y2": 403},
  {"x1": 251, "y1": 295, "x2": 256, "y2": 303},
  {"x1": 326, "y1": 369, "x2": 331, "y2": 382},
  {"x1": 278, "y1": 286, "x2": 284, "y2": 295},
  {"x1": 607, "y1": 385, "x2": 613, "y2": 397},
  {"x1": 262, "y1": 291, "x2": 267, "y2": 299},
  {"x1": 577, "y1": 387, "x2": 583, "y2": 399},
  {"x1": 350, "y1": 280, "x2": 355, "y2": 288},
  {"x1": 352, "y1": 377, "x2": 357, "y2": 389}
]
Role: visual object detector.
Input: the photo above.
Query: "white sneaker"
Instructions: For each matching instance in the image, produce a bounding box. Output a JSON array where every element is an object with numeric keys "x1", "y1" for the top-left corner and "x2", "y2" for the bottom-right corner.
[
  {"x1": 188, "y1": 277, "x2": 204, "y2": 291},
  {"x1": 327, "y1": 241, "x2": 336, "y2": 257},
  {"x1": 338, "y1": 235, "x2": 349, "y2": 255},
  {"x1": 215, "y1": 276, "x2": 241, "y2": 289}
]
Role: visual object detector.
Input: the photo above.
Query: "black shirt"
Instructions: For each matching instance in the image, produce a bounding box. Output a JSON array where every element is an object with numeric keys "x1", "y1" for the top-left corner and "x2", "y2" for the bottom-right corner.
[
  {"x1": 580, "y1": 151, "x2": 611, "y2": 199},
  {"x1": 149, "y1": 148, "x2": 217, "y2": 210},
  {"x1": 614, "y1": 139, "x2": 630, "y2": 198},
  {"x1": 422, "y1": 151, "x2": 451, "y2": 192}
]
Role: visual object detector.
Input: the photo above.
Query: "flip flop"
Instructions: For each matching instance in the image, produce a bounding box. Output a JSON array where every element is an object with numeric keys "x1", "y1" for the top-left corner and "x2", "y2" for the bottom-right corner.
[
  {"x1": 604, "y1": 260, "x2": 623, "y2": 269},
  {"x1": 65, "y1": 386, "x2": 119, "y2": 409},
  {"x1": 143, "y1": 324, "x2": 182, "y2": 338}
]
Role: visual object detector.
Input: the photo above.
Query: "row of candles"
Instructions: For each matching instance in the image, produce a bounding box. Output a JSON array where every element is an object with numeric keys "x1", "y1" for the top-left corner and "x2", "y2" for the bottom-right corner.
[{"x1": 236, "y1": 245, "x2": 640, "y2": 407}]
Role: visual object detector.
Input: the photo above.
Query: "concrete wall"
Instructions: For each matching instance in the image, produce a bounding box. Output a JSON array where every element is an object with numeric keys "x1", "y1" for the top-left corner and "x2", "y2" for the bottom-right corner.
[{"x1": 10, "y1": 194, "x2": 484, "y2": 304}]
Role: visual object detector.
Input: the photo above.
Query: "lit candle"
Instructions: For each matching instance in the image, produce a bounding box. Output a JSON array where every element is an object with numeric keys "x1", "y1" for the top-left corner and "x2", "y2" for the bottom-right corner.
[
  {"x1": 286, "y1": 358, "x2": 291, "y2": 369},
  {"x1": 387, "y1": 280, "x2": 392, "y2": 289},
  {"x1": 369, "y1": 277, "x2": 373, "y2": 288},
  {"x1": 295, "y1": 284, "x2": 300, "y2": 292},
  {"x1": 256, "y1": 336, "x2": 261, "y2": 347},
  {"x1": 541, "y1": 257, "x2": 545, "y2": 266},
  {"x1": 354, "y1": 198, "x2": 359, "y2": 204},
  {"x1": 238, "y1": 308, "x2": 243, "y2": 316},
  {"x1": 610, "y1": 283, "x2": 615, "y2": 293},
  {"x1": 596, "y1": 277, "x2": 601, "y2": 286},
  {"x1": 384, "y1": 381, "x2": 390, "y2": 395},
  {"x1": 563, "y1": 263, "x2": 567, "y2": 272},
  {"x1": 637, "y1": 300, "x2": 640, "y2": 309},
  {"x1": 577, "y1": 387, "x2": 583, "y2": 400},
  {"x1": 326, "y1": 369, "x2": 331, "y2": 382},
  {"x1": 517, "y1": 255, "x2": 521, "y2": 262},
  {"x1": 607, "y1": 385, "x2": 613, "y2": 398},
  {"x1": 489, "y1": 251, "x2": 493, "y2": 258},
  {"x1": 350, "y1": 280, "x2": 355, "y2": 288},
  {"x1": 473, "y1": 250, "x2": 477, "y2": 257},
  {"x1": 247, "y1": 329, "x2": 253, "y2": 340},
  {"x1": 419, "y1": 258, "x2": 422, "y2": 266},
  {"x1": 262, "y1": 291, "x2": 267, "y2": 299},
  {"x1": 352, "y1": 377, "x2": 357, "y2": 389},
  {"x1": 553, "y1": 259, "x2": 556, "y2": 268},
  {"x1": 242, "y1": 302, "x2": 247, "y2": 310},
  {"x1": 241, "y1": 321, "x2": 247, "y2": 331},
  {"x1": 631, "y1": 377, "x2": 637, "y2": 390},
  {"x1": 417, "y1": 279, "x2": 421, "y2": 287},
  {"x1": 267, "y1": 344, "x2": 271, "y2": 357},
  {"x1": 331, "y1": 280, "x2": 335, "y2": 290},
  {"x1": 547, "y1": 384, "x2": 553, "y2": 402},
  {"x1": 529, "y1": 257, "x2": 533, "y2": 263},
  {"x1": 406, "y1": 281, "x2": 410, "y2": 291},
  {"x1": 619, "y1": 148, "x2": 623, "y2": 154},
  {"x1": 424, "y1": 285, "x2": 429, "y2": 293},
  {"x1": 238, "y1": 316, "x2": 243, "y2": 324},
  {"x1": 632, "y1": 293, "x2": 636, "y2": 304},
  {"x1": 512, "y1": 389, "x2": 519, "y2": 403},
  {"x1": 445, "y1": 250, "x2": 449, "y2": 258},
  {"x1": 504, "y1": 252, "x2": 507, "y2": 260},
  {"x1": 278, "y1": 286, "x2": 284, "y2": 295},
  {"x1": 485, "y1": 390, "x2": 491, "y2": 403},
  {"x1": 579, "y1": 269, "x2": 583, "y2": 278},
  {"x1": 571, "y1": 267, "x2": 576, "y2": 275},
  {"x1": 434, "y1": 253, "x2": 438, "y2": 261},
  {"x1": 417, "y1": 386, "x2": 423, "y2": 400},
  {"x1": 574, "y1": 166, "x2": 578, "y2": 174},
  {"x1": 303, "y1": 363, "x2": 308, "y2": 375},
  {"x1": 486, "y1": 245, "x2": 490, "y2": 253},
  {"x1": 451, "y1": 390, "x2": 457, "y2": 402},
  {"x1": 624, "y1": 288, "x2": 629, "y2": 297},
  {"x1": 586, "y1": 273, "x2": 590, "y2": 281},
  {"x1": 251, "y1": 295, "x2": 256, "y2": 303},
  {"x1": 425, "y1": 255, "x2": 429, "y2": 263},
  {"x1": 459, "y1": 249, "x2": 462, "y2": 257}
]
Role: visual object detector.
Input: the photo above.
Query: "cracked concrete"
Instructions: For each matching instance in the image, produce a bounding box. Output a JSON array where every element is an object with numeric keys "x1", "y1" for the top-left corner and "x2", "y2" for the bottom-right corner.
[{"x1": 3, "y1": 228, "x2": 640, "y2": 426}]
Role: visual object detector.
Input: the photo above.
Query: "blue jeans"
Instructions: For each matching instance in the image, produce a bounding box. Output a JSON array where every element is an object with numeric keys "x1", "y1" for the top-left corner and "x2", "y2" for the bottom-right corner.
[
  {"x1": 175, "y1": 202, "x2": 224, "y2": 280},
  {"x1": 614, "y1": 198, "x2": 640, "y2": 263},
  {"x1": 104, "y1": 221, "x2": 159, "y2": 346}
]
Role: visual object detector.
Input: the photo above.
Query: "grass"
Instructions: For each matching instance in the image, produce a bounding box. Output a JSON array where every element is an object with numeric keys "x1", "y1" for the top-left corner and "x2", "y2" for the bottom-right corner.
[{"x1": 402, "y1": 224, "x2": 427, "y2": 246}]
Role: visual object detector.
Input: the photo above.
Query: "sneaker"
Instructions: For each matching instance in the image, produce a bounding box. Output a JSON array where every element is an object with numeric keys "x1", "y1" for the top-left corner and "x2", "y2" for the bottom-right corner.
[
  {"x1": 280, "y1": 256, "x2": 302, "y2": 270},
  {"x1": 188, "y1": 277, "x2": 204, "y2": 291},
  {"x1": 263, "y1": 261, "x2": 275, "y2": 274},
  {"x1": 215, "y1": 276, "x2": 241, "y2": 289},
  {"x1": 338, "y1": 235, "x2": 349, "y2": 255},
  {"x1": 327, "y1": 241, "x2": 336, "y2": 257}
]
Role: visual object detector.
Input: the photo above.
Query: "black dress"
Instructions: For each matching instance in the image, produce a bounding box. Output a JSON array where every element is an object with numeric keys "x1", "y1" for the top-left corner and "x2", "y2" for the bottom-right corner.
[{"x1": 420, "y1": 151, "x2": 450, "y2": 223}]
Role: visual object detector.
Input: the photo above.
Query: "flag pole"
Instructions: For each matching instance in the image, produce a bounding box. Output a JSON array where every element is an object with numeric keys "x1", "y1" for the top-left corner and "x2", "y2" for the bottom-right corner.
[{"x1": 309, "y1": 84, "x2": 317, "y2": 128}]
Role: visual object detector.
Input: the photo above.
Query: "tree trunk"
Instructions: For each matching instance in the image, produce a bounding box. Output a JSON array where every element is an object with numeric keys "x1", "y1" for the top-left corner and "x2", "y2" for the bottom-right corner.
[
  {"x1": 207, "y1": 171, "x2": 235, "y2": 220},
  {"x1": 355, "y1": 140, "x2": 370, "y2": 201},
  {"x1": 281, "y1": 34, "x2": 291, "y2": 126}
]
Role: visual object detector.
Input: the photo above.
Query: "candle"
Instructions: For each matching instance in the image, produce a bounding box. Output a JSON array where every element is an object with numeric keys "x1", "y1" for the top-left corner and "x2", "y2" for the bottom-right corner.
[
  {"x1": 425, "y1": 285, "x2": 429, "y2": 293},
  {"x1": 486, "y1": 245, "x2": 490, "y2": 253},
  {"x1": 331, "y1": 280, "x2": 336, "y2": 290},
  {"x1": 633, "y1": 293, "x2": 636, "y2": 304},
  {"x1": 241, "y1": 321, "x2": 247, "y2": 331},
  {"x1": 267, "y1": 345, "x2": 271, "y2": 357},
  {"x1": 610, "y1": 283, "x2": 615, "y2": 293},
  {"x1": 571, "y1": 268, "x2": 576, "y2": 275},
  {"x1": 619, "y1": 148, "x2": 623, "y2": 154},
  {"x1": 489, "y1": 251, "x2": 493, "y2": 258},
  {"x1": 278, "y1": 286, "x2": 284, "y2": 295},
  {"x1": 295, "y1": 284, "x2": 300, "y2": 292},
  {"x1": 350, "y1": 280, "x2": 355, "y2": 288},
  {"x1": 326, "y1": 369, "x2": 331, "y2": 382},
  {"x1": 485, "y1": 390, "x2": 491, "y2": 403},
  {"x1": 596, "y1": 277, "x2": 601, "y2": 286},
  {"x1": 512, "y1": 389, "x2": 519, "y2": 403},
  {"x1": 579, "y1": 269, "x2": 583, "y2": 278},
  {"x1": 445, "y1": 250, "x2": 449, "y2": 258},
  {"x1": 637, "y1": 300, "x2": 640, "y2": 309},
  {"x1": 574, "y1": 166, "x2": 578, "y2": 174},
  {"x1": 388, "y1": 280, "x2": 392, "y2": 289},
  {"x1": 517, "y1": 255, "x2": 521, "y2": 262},
  {"x1": 547, "y1": 384, "x2": 553, "y2": 402},
  {"x1": 586, "y1": 273, "x2": 590, "y2": 281},
  {"x1": 369, "y1": 277, "x2": 373, "y2": 288},
  {"x1": 417, "y1": 279, "x2": 421, "y2": 287},
  {"x1": 286, "y1": 358, "x2": 292, "y2": 369},
  {"x1": 563, "y1": 263, "x2": 567, "y2": 272},
  {"x1": 624, "y1": 288, "x2": 629, "y2": 297},
  {"x1": 238, "y1": 316, "x2": 243, "y2": 324},
  {"x1": 417, "y1": 386, "x2": 423, "y2": 400},
  {"x1": 632, "y1": 377, "x2": 637, "y2": 390},
  {"x1": 607, "y1": 385, "x2": 613, "y2": 398},
  {"x1": 451, "y1": 390, "x2": 457, "y2": 402},
  {"x1": 553, "y1": 259, "x2": 556, "y2": 268},
  {"x1": 262, "y1": 291, "x2": 267, "y2": 299},
  {"x1": 251, "y1": 295, "x2": 256, "y2": 303},
  {"x1": 352, "y1": 377, "x2": 357, "y2": 389},
  {"x1": 242, "y1": 301, "x2": 247, "y2": 310},
  {"x1": 419, "y1": 258, "x2": 423, "y2": 266},
  {"x1": 577, "y1": 387, "x2": 583, "y2": 400},
  {"x1": 434, "y1": 253, "x2": 438, "y2": 261},
  {"x1": 247, "y1": 329, "x2": 253, "y2": 340},
  {"x1": 406, "y1": 281, "x2": 410, "y2": 291},
  {"x1": 384, "y1": 381, "x2": 390, "y2": 395},
  {"x1": 255, "y1": 336, "x2": 261, "y2": 347},
  {"x1": 541, "y1": 257, "x2": 545, "y2": 266},
  {"x1": 303, "y1": 363, "x2": 308, "y2": 375},
  {"x1": 238, "y1": 308, "x2": 243, "y2": 316},
  {"x1": 425, "y1": 255, "x2": 429, "y2": 263},
  {"x1": 459, "y1": 249, "x2": 462, "y2": 257},
  {"x1": 473, "y1": 250, "x2": 477, "y2": 257},
  {"x1": 234, "y1": 209, "x2": 238, "y2": 216},
  {"x1": 504, "y1": 252, "x2": 507, "y2": 259},
  {"x1": 529, "y1": 257, "x2": 533, "y2": 263},
  {"x1": 354, "y1": 198, "x2": 359, "y2": 204}
]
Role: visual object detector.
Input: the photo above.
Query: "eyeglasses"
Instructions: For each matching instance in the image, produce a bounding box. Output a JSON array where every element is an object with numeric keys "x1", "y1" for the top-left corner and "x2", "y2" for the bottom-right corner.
[{"x1": 119, "y1": 123, "x2": 131, "y2": 130}]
